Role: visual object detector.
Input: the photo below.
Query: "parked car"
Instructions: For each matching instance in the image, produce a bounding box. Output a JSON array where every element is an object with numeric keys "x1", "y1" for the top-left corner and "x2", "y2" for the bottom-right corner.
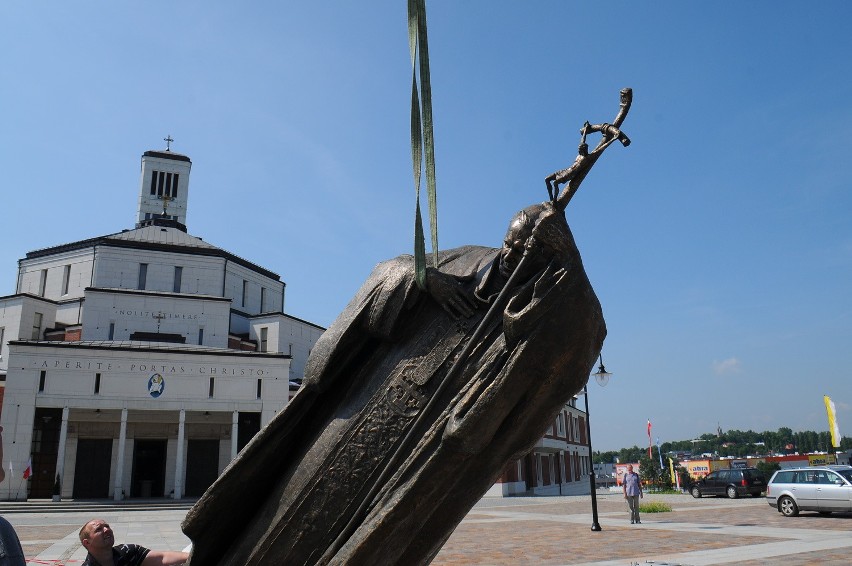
[
  {"x1": 690, "y1": 467, "x2": 766, "y2": 499},
  {"x1": 766, "y1": 465, "x2": 852, "y2": 517}
]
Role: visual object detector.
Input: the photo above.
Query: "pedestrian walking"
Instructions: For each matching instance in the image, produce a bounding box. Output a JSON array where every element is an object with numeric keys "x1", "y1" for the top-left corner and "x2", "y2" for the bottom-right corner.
[{"x1": 623, "y1": 464, "x2": 643, "y2": 524}]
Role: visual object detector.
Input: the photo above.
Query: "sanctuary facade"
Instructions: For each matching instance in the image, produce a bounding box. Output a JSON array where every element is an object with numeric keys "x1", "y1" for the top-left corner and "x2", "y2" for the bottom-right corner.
[{"x1": 0, "y1": 147, "x2": 323, "y2": 501}]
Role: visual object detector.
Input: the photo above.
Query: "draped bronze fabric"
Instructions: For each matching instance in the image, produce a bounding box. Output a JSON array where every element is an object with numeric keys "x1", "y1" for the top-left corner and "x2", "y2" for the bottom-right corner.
[{"x1": 183, "y1": 203, "x2": 605, "y2": 566}]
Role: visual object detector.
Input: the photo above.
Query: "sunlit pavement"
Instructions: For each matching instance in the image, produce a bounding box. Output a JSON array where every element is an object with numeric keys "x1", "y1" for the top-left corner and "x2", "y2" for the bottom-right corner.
[{"x1": 3, "y1": 492, "x2": 852, "y2": 565}]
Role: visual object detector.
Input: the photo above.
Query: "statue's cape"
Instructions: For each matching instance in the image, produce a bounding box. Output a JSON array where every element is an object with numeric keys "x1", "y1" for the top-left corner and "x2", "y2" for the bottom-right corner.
[{"x1": 183, "y1": 208, "x2": 605, "y2": 566}]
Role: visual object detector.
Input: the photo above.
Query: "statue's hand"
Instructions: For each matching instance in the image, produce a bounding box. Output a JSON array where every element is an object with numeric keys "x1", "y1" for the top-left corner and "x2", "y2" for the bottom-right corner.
[
  {"x1": 426, "y1": 268, "x2": 477, "y2": 319},
  {"x1": 532, "y1": 261, "x2": 566, "y2": 301}
]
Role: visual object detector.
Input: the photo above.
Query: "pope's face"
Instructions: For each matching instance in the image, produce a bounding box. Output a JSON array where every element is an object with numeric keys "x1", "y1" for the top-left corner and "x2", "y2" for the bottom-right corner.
[{"x1": 499, "y1": 217, "x2": 533, "y2": 278}]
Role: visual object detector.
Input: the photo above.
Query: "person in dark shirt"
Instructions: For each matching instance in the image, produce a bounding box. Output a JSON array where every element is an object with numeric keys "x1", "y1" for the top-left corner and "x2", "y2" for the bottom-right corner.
[{"x1": 79, "y1": 519, "x2": 188, "y2": 566}]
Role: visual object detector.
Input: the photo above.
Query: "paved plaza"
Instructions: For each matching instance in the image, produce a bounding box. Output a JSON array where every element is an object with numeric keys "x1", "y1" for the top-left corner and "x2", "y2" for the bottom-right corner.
[{"x1": 1, "y1": 492, "x2": 851, "y2": 565}]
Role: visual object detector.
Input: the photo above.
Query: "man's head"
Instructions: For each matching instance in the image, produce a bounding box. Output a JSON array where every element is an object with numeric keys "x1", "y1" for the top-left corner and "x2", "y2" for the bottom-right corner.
[
  {"x1": 499, "y1": 208, "x2": 537, "y2": 278},
  {"x1": 499, "y1": 202, "x2": 573, "y2": 279},
  {"x1": 627, "y1": 465, "x2": 634, "y2": 474},
  {"x1": 79, "y1": 519, "x2": 114, "y2": 552}
]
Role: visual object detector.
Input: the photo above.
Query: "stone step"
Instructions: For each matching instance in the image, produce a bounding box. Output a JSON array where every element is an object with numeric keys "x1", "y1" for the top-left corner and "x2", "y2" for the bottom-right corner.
[{"x1": 0, "y1": 498, "x2": 196, "y2": 514}]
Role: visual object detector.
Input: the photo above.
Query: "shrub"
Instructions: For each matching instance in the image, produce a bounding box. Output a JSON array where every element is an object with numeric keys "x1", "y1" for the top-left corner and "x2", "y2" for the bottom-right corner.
[{"x1": 638, "y1": 501, "x2": 672, "y2": 513}]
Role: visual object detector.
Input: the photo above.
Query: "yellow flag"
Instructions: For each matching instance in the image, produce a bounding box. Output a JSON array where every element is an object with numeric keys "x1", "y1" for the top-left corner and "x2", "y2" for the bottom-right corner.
[{"x1": 824, "y1": 395, "x2": 841, "y2": 448}]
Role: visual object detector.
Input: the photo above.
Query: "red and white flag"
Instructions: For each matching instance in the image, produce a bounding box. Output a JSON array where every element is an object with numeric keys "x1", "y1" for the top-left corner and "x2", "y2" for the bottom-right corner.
[
  {"x1": 22, "y1": 458, "x2": 32, "y2": 480},
  {"x1": 647, "y1": 420, "x2": 652, "y2": 457}
]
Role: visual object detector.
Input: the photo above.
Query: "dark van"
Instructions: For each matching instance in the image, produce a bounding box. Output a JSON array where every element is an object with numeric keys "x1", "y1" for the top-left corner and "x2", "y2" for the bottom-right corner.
[{"x1": 690, "y1": 467, "x2": 766, "y2": 499}]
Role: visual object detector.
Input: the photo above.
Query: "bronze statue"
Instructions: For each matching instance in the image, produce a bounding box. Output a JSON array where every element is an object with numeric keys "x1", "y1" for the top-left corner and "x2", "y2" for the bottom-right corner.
[{"x1": 183, "y1": 89, "x2": 632, "y2": 566}]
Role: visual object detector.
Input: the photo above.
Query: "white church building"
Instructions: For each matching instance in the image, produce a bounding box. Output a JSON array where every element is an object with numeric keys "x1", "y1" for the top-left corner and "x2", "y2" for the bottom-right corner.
[{"x1": 0, "y1": 147, "x2": 324, "y2": 501}]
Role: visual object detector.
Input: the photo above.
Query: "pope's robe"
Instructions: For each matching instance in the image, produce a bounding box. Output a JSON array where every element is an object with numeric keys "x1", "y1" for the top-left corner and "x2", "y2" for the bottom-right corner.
[{"x1": 183, "y1": 203, "x2": 606, "y2": 566}]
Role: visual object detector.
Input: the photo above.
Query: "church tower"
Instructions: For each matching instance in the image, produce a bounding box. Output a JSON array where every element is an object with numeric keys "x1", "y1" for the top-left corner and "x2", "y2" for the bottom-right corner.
[{"x1": 136, "y1": 138, "x2": 192, "y2": 228}]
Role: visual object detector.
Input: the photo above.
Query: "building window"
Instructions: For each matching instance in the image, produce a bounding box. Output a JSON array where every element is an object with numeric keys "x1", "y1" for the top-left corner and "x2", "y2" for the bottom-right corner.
[
  {"x1": 32, "y1": 312, "x2": 43, "y2": 340},
  {"x1": 288, "y1": 343, "x2": 293, "y2": 356},
  {"x1": 38, "y1": 269, "x2": 47, "y2": 296},
  {"x1": 38, "y1": 370, "x2": 46, "y2": 392},
  {"x1": 197, "y1": 327, "x2": 204, "y2": 346},
  {"x1": 94, "y1": 373, "x2": 101, "y2": 395},
  {"x1": 260, "y1": 287, "x2": 266, "y2": 312},
  {"x1": 0, "y1": 326, "x2": 4, "y2": 358},
  {"x1": 108, "y1": 322, "x2": 115, "y2": 340},
  {"x1": 242, "y1": 280, "x2": 248, "y2": 307},
  {"x1": 256, "y1": 378, "x2": 262, "y2": 399},
  {"x1": 61, "y1": 264, "x2": 71, "y2": 295},
  {"x1": 138, "y1": 263, "x2": 148, "y2": 290},
  {"x1": 556, "y1": 412, "x2": 566, "y2": 437},
  {"x1": 260, "y1": 327, "x2": 268, "y2": 353},
  {"x1": 208, "y1": 377, "x2": 215, "y2": 398},
  {"x1": 150, "y1": 171, "x2": 180, "y2": 197},
  {"x1": 173, "y1": 266, "x2": 183, "y2": 293}
]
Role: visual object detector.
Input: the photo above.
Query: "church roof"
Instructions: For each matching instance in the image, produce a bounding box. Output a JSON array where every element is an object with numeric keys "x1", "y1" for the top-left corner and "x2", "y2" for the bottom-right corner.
[
  {"x1": 143, "y1": 149, "x2": 191, "y2": 162},
  {"x1": 24, "y1": 224, "x2": 281, "y2": 280},
  {"x1": 110, "y1": 223, "x2": 218, "y2": 249}
]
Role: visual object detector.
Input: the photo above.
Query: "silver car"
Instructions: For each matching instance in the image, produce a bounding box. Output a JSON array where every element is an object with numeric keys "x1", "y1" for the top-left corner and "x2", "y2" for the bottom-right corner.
[{"x1": 766, "y1": 465, "x2": 852, "y2": 516}]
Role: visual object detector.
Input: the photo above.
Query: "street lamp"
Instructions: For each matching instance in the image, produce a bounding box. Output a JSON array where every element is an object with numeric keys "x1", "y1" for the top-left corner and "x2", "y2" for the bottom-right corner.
[{"x1": 585, "y1": 353, "x2": 611, "y2": 532}]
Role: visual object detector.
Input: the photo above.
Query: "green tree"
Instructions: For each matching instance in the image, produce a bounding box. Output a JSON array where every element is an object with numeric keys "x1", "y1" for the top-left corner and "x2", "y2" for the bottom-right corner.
[
  {"x1": 639, "y1": 455, "x2": 661, "y2": 489},
  {"x1": 755, "y1": 461, "x2": 781, "y2": 478}
]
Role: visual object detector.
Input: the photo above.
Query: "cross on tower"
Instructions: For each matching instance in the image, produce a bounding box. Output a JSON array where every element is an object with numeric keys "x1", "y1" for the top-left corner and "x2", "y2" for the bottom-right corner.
[{"x1": 164, "y1": 135, "x2": 174, "y2": 151}]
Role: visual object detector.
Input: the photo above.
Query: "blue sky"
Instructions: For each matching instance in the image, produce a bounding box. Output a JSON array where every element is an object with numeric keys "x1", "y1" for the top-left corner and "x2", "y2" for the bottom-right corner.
[{"x1": 2, "y1": 2, "x2": 850, "y2": 451}]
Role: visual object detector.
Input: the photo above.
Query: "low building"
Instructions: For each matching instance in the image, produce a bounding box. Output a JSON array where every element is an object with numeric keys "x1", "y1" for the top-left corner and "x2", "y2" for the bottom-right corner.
[
  {"x1": 0, "y1": 147, "x2": 323, "y2": 500},
  {"x1": 488, "y1": 396, "x2": 592, "y2": 496}
]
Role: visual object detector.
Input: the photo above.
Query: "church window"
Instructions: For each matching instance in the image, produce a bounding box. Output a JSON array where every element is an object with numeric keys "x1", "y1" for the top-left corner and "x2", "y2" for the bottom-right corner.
[
  {"x1": 38, "y1": 370, "x2": 46, "y2": 392},
  {"x1": 260, "y1": 287, "x2": 266, "y2": 312},
  {"x1": 242, "y1": 280, "x2": 248, "y2": 307},
  {"x1": 138, "y1": 263, "x2": 148, "y2": 290},
  {"x1": 150, "y1": 170, "x2": 180, "y2": 197},
  {"x1": 61, "y1": 264, "x2": 71, "y2": 295},
  {"x1": 256, "y1": 378, "x2": 262, "y2": 399},
  {"x1": 197, "y1": 327, "x2": 204, "y2": 345},
  {"x1": 0, "y1": 327, "x2": 4, "y2": 358},
  {"x1": 108, "y1": 322, "x2": 115, "y2": 340},
  {"x1": 173, "y1": 266, "x2": 183, "y2": 293},
  {"x1": 94, "y1": 373, "x2": 101, "y2": 394},
  {"x1": 208, "y1": 377, "x2": 215, "y2": 398},
  {"x1": 38, "y1": 269, "x2": 47, "y2": 296},
  {"x1": 32, "y1": 312, "x2": 43, "y2": 340},
  {"x1": 260, "y1": 327, "x2": 268, "y2": 352}
]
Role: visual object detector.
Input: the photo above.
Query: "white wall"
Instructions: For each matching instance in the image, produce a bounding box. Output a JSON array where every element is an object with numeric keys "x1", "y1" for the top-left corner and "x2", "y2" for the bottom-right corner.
[
  {"x1": 224, "y1": 262, "x2": 284, "y2": 316},
  {"x1": 17, "y1": 249, "x2": 95, "y2": 300},
  {"x1": 94, "y1": 247, "x2": 225, "y2": 296},
  {"x1": 80, "y1": 289, "x2": 231, "y2": 347}
]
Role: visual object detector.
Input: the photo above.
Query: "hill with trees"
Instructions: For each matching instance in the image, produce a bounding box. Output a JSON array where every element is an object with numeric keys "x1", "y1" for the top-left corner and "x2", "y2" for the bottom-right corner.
[{"x1": 593, "y1": 427, "x2": 851, "y2": 465}]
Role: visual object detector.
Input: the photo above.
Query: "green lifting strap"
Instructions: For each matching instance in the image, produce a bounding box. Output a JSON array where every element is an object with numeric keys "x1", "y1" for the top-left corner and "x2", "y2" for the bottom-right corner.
[{"x1": 408, "y1": 0, "x2": 438, "y2": 291}]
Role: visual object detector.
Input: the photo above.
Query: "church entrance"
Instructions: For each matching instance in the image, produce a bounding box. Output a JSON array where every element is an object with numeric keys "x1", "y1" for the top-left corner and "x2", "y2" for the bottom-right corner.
[
  {"x1": 185, "y1": 439, "x2": 220, "y2": 497},
  {"x1": 72, "y1": 439, "x2": 113, "y2": 499},
  {"x1": 131, "y1": 439, "x2": 167, "y2": 498}
]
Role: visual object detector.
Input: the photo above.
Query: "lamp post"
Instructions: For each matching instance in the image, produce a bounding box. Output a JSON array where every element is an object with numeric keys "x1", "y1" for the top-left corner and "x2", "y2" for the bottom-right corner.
[{"x1": 585, "y1": 353, "x2": 611, "y2": 532}]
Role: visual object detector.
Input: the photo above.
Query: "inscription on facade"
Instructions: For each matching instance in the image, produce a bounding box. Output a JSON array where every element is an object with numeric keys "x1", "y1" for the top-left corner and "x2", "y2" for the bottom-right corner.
[
  {"x1": 35, "y1": 359, "x2": 266, "y2": 376},
  {"x1": 116, "y1": 309, "x2": 201, "y2": 320}
]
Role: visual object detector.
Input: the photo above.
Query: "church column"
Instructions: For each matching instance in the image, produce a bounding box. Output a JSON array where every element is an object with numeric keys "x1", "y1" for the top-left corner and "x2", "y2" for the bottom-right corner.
[
  {"x1": 114, "y1": 409, "x2": 127, "y2": 501},
  {"x1": 231, "y1": 410, "x2": 239, "y2": 461},
  {"x1": 174, "y1": 409, "x2": 186, "y2": 499},
  {"x1": 55, "y1": 407, "x2": 70, "y2": 498}
]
